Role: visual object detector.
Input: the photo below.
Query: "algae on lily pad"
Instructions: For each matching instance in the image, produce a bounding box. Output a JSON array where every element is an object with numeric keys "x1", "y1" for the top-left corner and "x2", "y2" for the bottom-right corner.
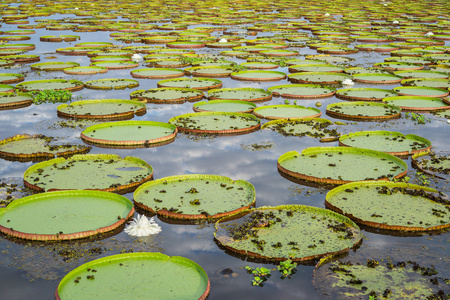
[
  {"x1": 57, "y1": 99, "x2": 146, "y2": 120},
  {"x1": 339, "y1": 131, "x2": 431, "y2": 156},
  {"x1": 0, "y1": 190, "x2": 134, "y2": 241},
  {"x1": 412, "y1": 151, "x2": 450, "y2": 180},
  {"x1": 326, "y1": 102, "x2": 402, "y2": 120},
  {"x1": 23, "y1": 154, "x2": 153, "y2": 193},
  {"x1": 214, "y1": 205, "x2": 362, "y2": 261},
  {"x1": 335, "y1": 88, "x2": 397, "y2": 101},
  {"x1": 134, "y1": 174, "x2": 255, "y2": 220},
  {"x1": 208, "y1": 87, "x2": 272, "y2": 102},
  {"x1": 326, "y1": 181, "x2": 449, "y2": 231},
  {"x1": 268, "y1": 84, "x2": 336, "y2": 99},
  {"x1": 84, "y1": 78, "x2": 139, "y2": 90},
  {"x1": 0, "y1": 134, "x2": 91, "y2": 162},
  {"x1": 56, "y1": 253, "x2": 210, "y2": 299},
  {"x1": 81, "y1": 121, "x2": 177, "y2": 148},
  {"x1": 262, "y1": 118, "x2": 340, "y2": 141},
  {"x1": 278, "y1": 147, "x2": 407, "y2": 185},
  {"x1": 157, "y1": 77, "x2": 222, "y2": 90},
  {"x1": 130, "y1": 87, "x2": 204, "y2": 104}
]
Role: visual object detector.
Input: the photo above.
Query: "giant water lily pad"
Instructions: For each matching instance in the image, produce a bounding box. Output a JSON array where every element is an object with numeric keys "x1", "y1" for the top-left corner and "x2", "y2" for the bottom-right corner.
[
  {"x1": 0, "y1": 92, "x2": 32, "y2": 110},
  {"x1": 0, "y1": 73, "x2": 24, "y2": 84},
  {"x1": 262, "y1": 118, "x2": 340, "y2": 141},
  {"x1": 339, "y1": 131, "x2": 431, "y2": 156},
  {"x1": 214, "y1": 205, "x2": 362, "y2": 261},
  {"x1": 185, "y1": 66, "x2": 235, "y2": 78},
  {"x1": 130, "y1": 87, "x2": 204, "y2": 103},
  {"x1": 326, "y1": 102, "x2": 402, "y2": 120},
  {"x1": 382, "y1": 96, "x2": 450, "y2": 111},
  {"x1": 268, "y1": 84, "x2": 335, "y2": 99},
  {"x1": 157, "y1": 77, "x2": 222, "y2": 90},
  {"x1": 288, "y1": 72, "x2": 351, "y2": 84},
  {"x1": 352, "y1": 73, "x2": 403, "y2": 84},
  {"x1": 23, "y1": 154, "x2": 153, "y2": 193},
  {"x1": 335, "y1": 88, "x2": 397, "y2": 101},
  {"x1": 56, "y1": 253, "x2": 210, "y2": 299},
  {"x1": 0, "y1": 190, "x2": 134, "y2": 241},
  {"x1": 57, "y1": 99, "x2": 146, "y2": 120},
  {"x1": 325, "y1": 181, "x2": 449, "y2": 231},
  {"x1": 0, "y1": 134, "x2": 90, "y2": 161},
  {"x1": 0, "y1": 84, "x2": 15, "y2": 93},
  {"x1": 169, "y1": 112, "x2": 260, "y2": 135},
  {"x1": 208, "y1": 87, "x2": 272, "y2": 102},
  {"x1": 401, "y1": 78, "x2": 450, "y2": 90},
  {"x1": 81, "y1": 121, "x2": 177, "y2": 147},
  {"x1": 130, "y1": 68, "x2": 185, "y2": 79},
  {"x1": 253, "y1": 105, "x2": 321, "y2": 120},
  {"x1": 314, "y1": 247, "x2": 450, "y2": 299},
  {"x1": 393, "y1": 86, "x2": 449, "y2": 98},
  {"x1": 288, "y1": 64, "x2": 345, "y2": 73},
  {"x1": 84, "y1": 78, "x2": 139, "y2": 90},
  {"x1": 30, "y1": 62, "x2": 80, "y2": 71},
  {"x1": 412, "y1": 151, "x2": 450, "y2": 180},
  {"x1": 134, "y1": 174, "x2": 255, "y2": 219},
  {"x1": 193, "y1": 100, "x2": 256, "y2": 113},
  {"x1": 394, "y1": 70, "x2": 449, "y2": 79},
  {"x1": 230, "y1": 70, "x2": 286, "y2": 81},
  {"x1": 278, "y1": 147, "x2": 407, "y2": 185},
  {"x1": 16, "y1": 79, "x2": 84, "y2": 92},
  {"x1": 90, "y1": 61, "x2": 139, "y2": 70}
]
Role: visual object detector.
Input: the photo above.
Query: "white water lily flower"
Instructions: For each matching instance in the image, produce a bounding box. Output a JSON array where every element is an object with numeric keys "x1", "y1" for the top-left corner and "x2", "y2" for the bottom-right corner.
[
  {"x1": 342, "y1": 79, "x2": 354, "y2": 86},
  {"x1": 131, "y1": 53, "x2": 143, "y2": 62},
  {"x1": 324, "y1": 13, "x2": 331, "y2": 17},
  {"x1": 425, "y1": 32, "x2": 434, "y2": 37},
  {"x1": 392, "y1": 20, "x2": 399, "y2": 25},
  {"x1": 124, "y1": 214, "x2": 162, "y2": 237},
  {"x1": 219, "y1": 38, "x2": 228, "y2": 43},
  {"x1": 74, "y1": 7, "x2": 79, "y2": 10}
]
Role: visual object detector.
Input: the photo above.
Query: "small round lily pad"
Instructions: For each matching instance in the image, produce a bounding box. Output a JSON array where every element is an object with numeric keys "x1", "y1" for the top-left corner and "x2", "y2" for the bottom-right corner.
[
  {"x1": 16, "y1": 79, "x2": 84, "y2": 92},
  {"x1": 193, "y1": 100, "x2": 256, "y2": 113},
  {"x1": 339, "y1": 131, "x2": 431, "y2": 156},
  {"x1": 157, "y1": 77, "x2": 222, "y2": 90},
  {"x1": 268, "y1": 84, "x2": 336, "y2": 99},
  {"x1": 0, "y1": 190, "x2": 134, "y2": 241},
  {"x1": 57, "y1": 99, "x2": 146, "y2": 120},
  {"x1": 56, "y1": 253, "x2": 210, "y2": 299},
  {"x1": 278, "y1": 147, "x2": 407, "y2": 185},
  {"x1": 169, "y1": 112, "x2": 261, "y2": 135},
  {"x1": 130, "y1": 87, "x2": 204, "y2": 103},
  {"x1": 253, "y1": 105, "x2": 321, "y2": 120},
  {"x1": 208, "y1": 87, "x2": 272, "y2": 102},
  {"x1": 382, "y1": 96, "x2": 450, "y2": 111},
  {"x1": 84, "y1": 78, "x2": 139, "y2": 90},
  {"x1": 134, "y1": 174, "x2": 255, "y2": 220},
  {"x1": 214, "y1": 205, "x2": 362, "y2": 261},
  {"x1": 230, "y1": 70, "x2": 286, "y2": 81},
  {"x1": 23, "y1": 154, "x2": 154, "y2": 193},
  {"x1": 81, "y1": 121, "x2": 177, "y2": 147},
  {"x1": 335, "y1": 88, "x2": 398, "y2": 101},
  {"x1": 326, "y1": 181, "x2": 449, "y2": 231},
  {"x1": 326, "y1": 102, "x2": 402, "y2": 120}
]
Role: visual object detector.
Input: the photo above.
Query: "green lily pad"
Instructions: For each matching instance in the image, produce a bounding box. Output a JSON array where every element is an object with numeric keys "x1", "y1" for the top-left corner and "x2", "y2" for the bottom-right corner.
[
  {"x1": 63, "y1": 66, "x2": 108, "y2": 75},
  {"x1": 355, "y1": 44, "x2": 399, "y2": 52},
  {"x1": 190, "y1": 59, "x2": 236, "y2": 67},
  {"x1": 394, "y1": 70, "x2": 449, "y2": 79},
  {"x1": 0, "y1": 73, "x2": 24, "y2": 84},
  {"x1": 230, "y1": 70, "x2": 286, "y2": 81},
  {"x1": 90, "y1": 61, "x2": 139, "y2": 70},
  {"x1": 84, "y1": 78, "x2": 139, "y2": 90},
  {"x1": 382, "y1": 96, "x2": 450, "y2": 111},
  {"x1": 253, "y1": 105, "x2": 321, "y2": 120},
  {"x1": 0, "y1": 84, "x2": 15, "y2": 93},
  {"x1": 16, "y1": 79, "x2": 84, "y2": 92},
  {"x1": 305, "y1": 55, "x2": 353, "y2": 64},
  {"x1": 326, "y1": 102, "x2": 402, "y2": 120},
  {"x1": 344, "y1": 67, "x2": 389, "y2": 75},
  {"x1": 0, "y1": 92, "x2": 32, "y2": 110},
  {"x1": 130, "y1": 87, "x2": 204, "y2": 104},
  {"x1": 339, "y1": 131, "x2": 431, "y2": 156},
  {"x1": 23, "y1": 154, "x2": 153, "y2": 193},
  {"x1": 208, "y1": 87, "x2": 272, "y2": 102},
  {"x1": 393, "y1": 86, "x2": 450, "y2": 97},
  {"x1": 157, "y1": 77, "x2": 222, "y2": 90},
  {"x1": 288, "y1": 72, "x2": 351, "y2": 84},
  {"x1": 401, "y1": 78, "x2": 450, "y2": 90},
  {"x1": 169, "y1": 112, "x2": 260, "y2": 135},
  {"x1": 56, "y1": 253, "x2": 210, "y2": 299},
  {"x1": 40, "y1": 35, "x2": 79, "y2": 42},
  {"x1": 90, "y1": 55, "x2": 131, "y2": 62},
  {"x1": 0, "y1": 59, "x2": 14, "y2": 67},
  {"x1": 412, "y1": 151, "x2": 450, "y2": 180},
  {"x1": 374, "y1": 62, "x2": 423, "y2": 71},
  {"x1": 134, "y1": 174, "x2": 255, "y2": 219},
  {"x1": 81, "y1": 121, "x2": 177, "y2": 147},
  {"x1": 288, "y1": 64, "x2": 345, "y2": 73},
  {"x1": 185, "y1": 66, "x2": 235, "y2": 78},
  {"x1": 193, "y1": 100, "x2": 256, "y2": 113},
  {"x1": 214, "y1": 205, "x2": 362, "y2": 261},
  {"x1": 166, "y1": 42, "x2": 205, "y2": 49},
  {"x1": 352, "y1": 73, "x2": 403, "y2": 84},
  {"x1": 0, "y1": 134, "x2": 91, "y2": 161},
  {"x1": 268, "y1": 84, "x2": 336, "y2": 99},
  {"x1": 30, "y1": 62, "x2": 80, "y2": 71},
  {"x1": 278, "y1": 147, "x2": 407, "y2": 184},
  {"x1": 262, "y1": 118, "x2": 340, "y2": 141},
  {"x1": 326, "y1": 181, "x2": 449, "y2": 231},
  {"x1": 240, "y1": 62, "x2": 279, "y2": 69},
  {"x1": 0, "y1": 190, "x2": 134, "y2": 241},
  {"x1": 57, "y1": 99, "x2": 146, "y2": 120},
  {"x1": 0, "y1": 43, "x2": 35, "y2": 51},
  {"x1": 335, "y1": 88, "x2": 398, "y2": 101}
]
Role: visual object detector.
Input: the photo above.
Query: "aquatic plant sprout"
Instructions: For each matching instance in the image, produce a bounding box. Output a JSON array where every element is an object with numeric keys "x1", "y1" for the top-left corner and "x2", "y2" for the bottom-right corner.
[{"x1": 124, "y1": 214, "x2": 162, "y2": 237}]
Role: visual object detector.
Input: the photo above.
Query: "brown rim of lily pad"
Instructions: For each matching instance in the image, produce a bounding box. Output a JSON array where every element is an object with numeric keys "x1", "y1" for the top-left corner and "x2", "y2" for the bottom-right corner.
[
  {"x1": 57, "y1": 99, "x2": 146, "y2": 120},
  {"x1": 326, "y1": 102, "x2": 402, "y2": 121},
  {"x1": 130, "y1": 87, "x2": 204, "y2": 104},
  {"x1": 63, "y1": 66, "x2": 108, "y2": 75},
  {"x1": 208, "y1": 88, "x2": 272, "y2": 102},
  {"x1": 0, "y1": 190, "x2": 135, "y2": 241},
  {"x1": 268, "y1": 84, "x2": 336, "y2": 99},
  {"x1": 80, "y1": 121, "x2": 177, "y2": 147},
  {"x1": 411, "y1": 150, "x2": 449, "y2": 180},
  {"x1": 0, "y1": 134, "x2": 91, "y2": 161},
  {"x1": 253, "y1": 105, "x2": 322, "y2": 120},
  {"x1": 230, "y1": 70, "x2": 286, "y2": 82},
  {"x1": 352, "y1": 73, "x2": 403, "y2": 84},
  {"x1": 0, "y1": 73, "x2": 24, "y2": 84},
  {"x1": 131, "y1": 68, "x2": 185, "y2": 79},
  {"x1": 157, "y1": 78, "x2": 223, "y2": 91},
  {"x1": 0, "y1": 92, "x2": 32, "y2": 110}
]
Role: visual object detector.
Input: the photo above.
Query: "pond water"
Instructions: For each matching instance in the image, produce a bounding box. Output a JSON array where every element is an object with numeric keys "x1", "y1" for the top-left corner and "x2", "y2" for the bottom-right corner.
[{"x1": 0, "y1": 4, "x2": 449, "y2": 300}]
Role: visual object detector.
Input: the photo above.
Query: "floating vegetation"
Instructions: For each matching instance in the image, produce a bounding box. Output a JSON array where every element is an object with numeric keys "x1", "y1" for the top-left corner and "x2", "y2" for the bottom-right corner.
[
  {"x1": 241, "y1": 141, "x2": 277, "y2": 151},
  {"x1": 262, "y1": 118, "x2": 340, "y2": 141},
  {"x1": 412, "y1": 151, "x2": 450, "y2": 180}
]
